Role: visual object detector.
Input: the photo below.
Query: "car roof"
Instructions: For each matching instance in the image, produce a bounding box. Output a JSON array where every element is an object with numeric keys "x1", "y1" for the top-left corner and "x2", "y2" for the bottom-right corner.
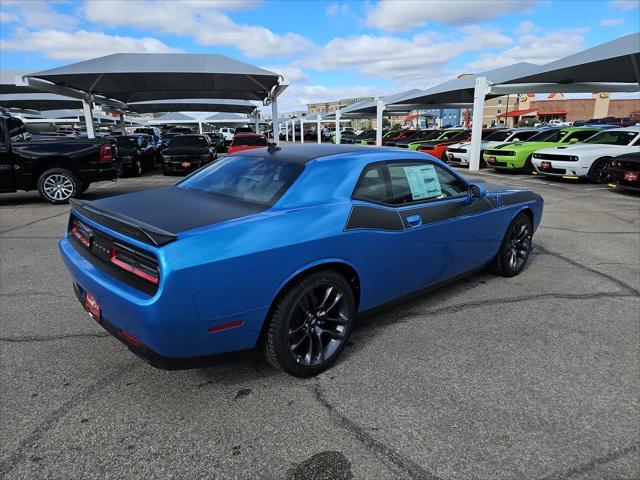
[{"x1": 233, "y1": 144, "x2": 405, "y2": 165}]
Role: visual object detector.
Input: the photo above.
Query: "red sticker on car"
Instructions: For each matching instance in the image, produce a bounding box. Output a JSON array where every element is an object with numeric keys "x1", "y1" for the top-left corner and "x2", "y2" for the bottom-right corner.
[
  {"x1": 624, "y1": 172, "x2": 638, "y2": 182},
  {"x1": 84, "y1": 291, "x2": 101, "y2": 321},
  {"x1": 540, "y1": 161, "x2": 551, "y2": 169},
  {"x1": 181, "y1": 161, "x2": 191, "y2": 168},
  {"x1": 487, "y1": 156, "x2": 496, "y2": 163}
]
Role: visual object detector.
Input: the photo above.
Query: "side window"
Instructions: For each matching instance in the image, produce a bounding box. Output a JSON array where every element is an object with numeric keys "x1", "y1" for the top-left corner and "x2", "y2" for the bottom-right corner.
[
  {"x1": 516, "y1": 131, "x2": 537, "y2": 141},
  {"x1": 566, "y1": 130, "x2": 596, "y2": 142},
  {"x1": 387, "y1": 162, "x2": 467, "y2": 205},
  {"x1": 353, "y1": 165, "x2": 388, "y2": 203},
  {"x1": 7, "y1": 117, "x2": 28, "y2": 142},
  {"x1": 0, "y1": 123, "x2": 6, "y2": 147}
]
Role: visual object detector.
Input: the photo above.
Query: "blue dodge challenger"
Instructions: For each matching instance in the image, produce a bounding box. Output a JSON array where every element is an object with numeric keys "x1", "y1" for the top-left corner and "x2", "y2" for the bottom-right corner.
[{"x1": 59, "y1": 145, "x2": 543, "y2": 376}]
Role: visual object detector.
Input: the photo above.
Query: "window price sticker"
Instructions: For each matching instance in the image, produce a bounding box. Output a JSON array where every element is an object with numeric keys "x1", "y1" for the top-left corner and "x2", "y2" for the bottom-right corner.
[{"x1": 403, "y1": 165, "x2": 442, "y2": 200}]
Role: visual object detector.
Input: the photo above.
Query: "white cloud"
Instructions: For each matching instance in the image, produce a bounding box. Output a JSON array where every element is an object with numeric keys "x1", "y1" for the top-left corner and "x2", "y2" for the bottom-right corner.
[
  {"x1": 260, "y1": 65, "x2": 308, "y2": 83},
  {"x1": 1, "y1": 0, "x2": 77, "y2": 29},
  {"x1": 366, "y1": 0, "x2": 535, "y2": 32},
  {"x1": 325, "y1": 2, "x2": 350, "y2": 17},
  {"x1": 600, "y1": 17, "x2": 625, "y2": 26},
  {"x1": 82, "y1": 0, "x2": 314, "y2": 58},
  {"x1": 611, "y1": 0, "x2": 639, "y2": 11},
  {"x1": 466, "y1": 26, "x2": 587, "y2": 70},
  {"x1": 0, "y1": 10, "x2": 18, "y2": 23},
  {"x1": 0, "y1": 29, "x2": 181, "y2": 61},
  {"x1": 305, "y1": 26, "x2": 512, "y2": 85}
]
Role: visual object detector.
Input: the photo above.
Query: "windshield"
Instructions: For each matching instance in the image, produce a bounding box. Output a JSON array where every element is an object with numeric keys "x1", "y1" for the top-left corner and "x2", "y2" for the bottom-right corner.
[
  {"x1": 584, "y1": 130, "x2": 639, "y2": 145},
  {"x1": 234, "y1": 135, "x2": 268, "y2": 147},
  {"x1": 440, "y1": 130, "x2": 468, "y2": 141},
  {"x1": 526, "y1": 129, "x2": 563, "y2": 142},
  {"x1": 417, "y1": 130, "x2": 442, "y2": 140},
  {"x1": 169, "y1": 136, "x2": 208, "y2": 148},
  {"x1": 484, "y1": 131, "x2": 511, "y2": 142},
  {"x1": 178, "y1": 156, "x2": 303, "y2": 206}
]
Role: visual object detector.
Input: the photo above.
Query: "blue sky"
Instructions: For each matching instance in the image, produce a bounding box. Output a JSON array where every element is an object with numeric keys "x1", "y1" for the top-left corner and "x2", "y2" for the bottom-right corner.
[{"x1": 1, "y1": 0, "x2": 638, "y2": 111}]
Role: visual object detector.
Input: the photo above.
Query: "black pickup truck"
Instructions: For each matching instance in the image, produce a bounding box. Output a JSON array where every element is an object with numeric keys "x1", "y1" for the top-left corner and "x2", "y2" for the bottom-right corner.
[{"x1": 0, "y1": 115, "x2": 121, "y2": 204}]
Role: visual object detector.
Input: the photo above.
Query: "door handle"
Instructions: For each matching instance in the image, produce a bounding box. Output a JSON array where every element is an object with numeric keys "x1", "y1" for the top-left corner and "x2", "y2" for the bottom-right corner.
[{"x1": 406, "y1": 214, "x2": 422, "y2": 227}]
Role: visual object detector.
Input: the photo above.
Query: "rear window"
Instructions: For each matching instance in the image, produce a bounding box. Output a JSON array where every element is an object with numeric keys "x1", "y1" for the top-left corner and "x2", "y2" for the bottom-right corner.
[
  {"x1": 178, "y1": 156, "x2": 303, "y2": 206},
  {"x1": 114, "y1": 137, "x2": 138, "y2": 147},
  {"x1": 169, "y1": 136, "x2": 208, "y2": 147},
  {"x1": 527, "y1": 129, "x2": 562, "y2": 142},
  {"x1": 234, "y1": 135, "x2": 268, "y2": 147}
]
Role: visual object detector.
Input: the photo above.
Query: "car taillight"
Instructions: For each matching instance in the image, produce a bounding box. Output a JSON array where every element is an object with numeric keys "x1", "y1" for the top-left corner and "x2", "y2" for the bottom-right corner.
[
  {"x1": 71, "y1": 218, "x2": 92, "y2": 247},
  {"x1": 100, "y1": 143, "x2": 114, "y2": 163},
  {"x1": 110, "y1": 242, "x2": 159, "y2": 285}
]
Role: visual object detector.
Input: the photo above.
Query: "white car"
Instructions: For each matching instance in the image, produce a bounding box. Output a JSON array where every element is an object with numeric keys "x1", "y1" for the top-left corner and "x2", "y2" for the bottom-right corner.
[
  {"x1": 446, "y1": 128, "x2": 539, "y2": 166},
  {"x1": 218, "y1": 127, "x2": 236, "y2": 143},
  {"x1": 532, "y1": 127, "x2": 640, "y2": 183}
]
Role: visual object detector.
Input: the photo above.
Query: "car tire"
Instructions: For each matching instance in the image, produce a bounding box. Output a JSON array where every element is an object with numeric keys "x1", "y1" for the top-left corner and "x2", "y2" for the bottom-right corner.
[
  {"x1": 37, "y1": 168, "x2": 79, "y2": 205},
  {"x1": 524, "y1": 155, "x2": 535, "y2": 174},
  {"x1": 587, "y1": 157, "x2": 611, "y2": 184},
  {"x1": 79, "y1": 181, "x2": 91, "y2": 194},
  {"x1": 264, "y1": 270, "x2": 355, "y2": 377},
  {"x1": 133, "y1": 159, "x2": 143, "y2": 177},
  {"x1": 491, "y1": 212, "x2": 533, "y2": 277}
]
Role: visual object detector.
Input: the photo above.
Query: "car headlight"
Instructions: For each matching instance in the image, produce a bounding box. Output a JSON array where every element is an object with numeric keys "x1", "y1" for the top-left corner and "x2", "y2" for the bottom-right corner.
[
  {"x1": 570, "y1": 156, "x2": 578, "y2": 161},
  {"x1": 163, "y1": 155, "x2": 171, "y2": 161}
]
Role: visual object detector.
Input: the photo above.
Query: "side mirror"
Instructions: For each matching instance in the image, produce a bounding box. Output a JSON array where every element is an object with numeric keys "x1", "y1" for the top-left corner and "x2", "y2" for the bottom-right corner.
[
  {"x1": 468, "y1": 183, "x2": 486, "y2": 201},
  {"x1": 569, "y1": 137, "x2": 579, "y2": 143}
]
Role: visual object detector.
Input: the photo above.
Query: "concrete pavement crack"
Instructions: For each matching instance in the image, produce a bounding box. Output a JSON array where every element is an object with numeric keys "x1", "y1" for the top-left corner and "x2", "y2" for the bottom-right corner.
[
  {"x1": 0, "y1": 362, "x2": 139, "y2": 477},
  {"x1": 312, "y1": 384, "x2": 443, "y2": 480},
  {"x1": 362, "y1": 291, "x2": 636, "y2": 329},
  {"x1": 539, "y1": 226, "x2": 640, "y2": 235},
  {"x1": 0, "y1": 332, "x2": 110, "y2": 343},
  {"x1": 0, "y1": 210, "x2": 69, "y2": 235},
  {"x1": 536, "y1": 245, "x2": 640, "y2": 296},
  {"x1": 539, "y1": 441, "x2": 639, "y2": 480}
]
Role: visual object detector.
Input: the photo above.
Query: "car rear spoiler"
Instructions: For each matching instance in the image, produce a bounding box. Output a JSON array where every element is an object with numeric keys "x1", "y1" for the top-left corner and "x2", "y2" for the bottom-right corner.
[{"x1": 69, "y1": 199, "x2": 178, "y2": 247}]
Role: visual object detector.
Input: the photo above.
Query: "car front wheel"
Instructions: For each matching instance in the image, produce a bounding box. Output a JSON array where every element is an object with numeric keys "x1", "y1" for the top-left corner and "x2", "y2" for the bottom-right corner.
[
  {"x1": 491, "y1": 212, "x2": 533, "y2": 277},
  {"x1": 587, "y1": 157, "x2": 611, "y2": 184},
  {"x1": 264, "y1": 270, "x2": 355, "y2": 377},
  {"x1": 37, "y1": 168, "x2": 79, "y2": 204}
]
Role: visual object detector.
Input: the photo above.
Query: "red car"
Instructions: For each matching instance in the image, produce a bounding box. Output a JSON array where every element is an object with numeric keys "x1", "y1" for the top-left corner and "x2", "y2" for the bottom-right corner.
[
  {"x1": 418, "y1": 129, "x2": 497, "y2": 161},
  {"x1": 227, "y1": 134, "x2": 269, "y2": 154},
  {"x1": 379, "y1": 129, "x2": 418, "y2": 146}
]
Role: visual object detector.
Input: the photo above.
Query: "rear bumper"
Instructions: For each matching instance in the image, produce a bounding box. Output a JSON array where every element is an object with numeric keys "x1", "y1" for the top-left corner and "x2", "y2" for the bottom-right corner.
[
  {"x1": 163, "y1": 159, "x2": 210, "y2": 174},
  {"x1": 77, "y1": 163, "x2": 120, "y2": 183},
  {"x1": 59, "y1": 235, "x2": 267, "y2": 362}
]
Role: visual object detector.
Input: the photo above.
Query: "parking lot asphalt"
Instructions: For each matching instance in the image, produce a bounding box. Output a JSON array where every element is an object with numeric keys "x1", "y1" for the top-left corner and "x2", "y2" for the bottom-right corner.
[{"x1": 1, "y1": 167, "x2": 638, "y2": 480}]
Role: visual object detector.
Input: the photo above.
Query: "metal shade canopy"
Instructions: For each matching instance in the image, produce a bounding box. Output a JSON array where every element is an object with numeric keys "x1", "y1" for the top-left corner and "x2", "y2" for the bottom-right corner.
[
  {"x1": 23, "y1": 53, "x2": 282, "y2": 103},
  {"x1": 205, "y1": 112, "x2": 251, "y2": 123},
  {"x1": 340, "y1": 89, "x2": 425, "y2": 115},
  {"x1": 387, "y1": 63, "x2": 540, "y2": 106},
  {"x1": 127, "y1": 98, "x2": 258, "y2": 115},
  {"x1": 1, "y1": 70, "x2": 34, "y2": 94},
  {"x1": 0, "y1": 93, "x2": 82, "y2": 111},
  {"x1": 501, "y1": 32, "x2": 640, "y2": 85},
  {"x1": 149, "y1": 112, "x2": 198, "y2": 123}
]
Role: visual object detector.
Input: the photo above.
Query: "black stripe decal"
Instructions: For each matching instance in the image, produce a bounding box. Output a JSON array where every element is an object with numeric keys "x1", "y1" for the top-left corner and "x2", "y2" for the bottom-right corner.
[
  {"x1": 501, "y1": 191, "x2": 542, "y2": 206},
  {"x1": 399, "y1": 198, "x2": 493, "y2": 228},
  {"x1": 345, "y1": 205, "x2": 404, "y2": 231}
]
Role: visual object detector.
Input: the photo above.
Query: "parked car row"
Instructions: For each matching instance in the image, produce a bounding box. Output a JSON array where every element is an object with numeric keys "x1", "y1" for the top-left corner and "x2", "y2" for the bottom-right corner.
[{"x1": 444, "y1": 125, "x2": 640, "y2": 187}]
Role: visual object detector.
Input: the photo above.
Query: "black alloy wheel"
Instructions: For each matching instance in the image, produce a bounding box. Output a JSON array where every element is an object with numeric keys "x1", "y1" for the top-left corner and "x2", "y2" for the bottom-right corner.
[
  {"x1": 264, "y1": 271, "x2": 355, "y2": 377},
  {"x1": 491, "y1": 212, "x2": 533, "y2": 277},
  {"x1": 587, "y1": 158, "x2": 611, "y2": 184}
]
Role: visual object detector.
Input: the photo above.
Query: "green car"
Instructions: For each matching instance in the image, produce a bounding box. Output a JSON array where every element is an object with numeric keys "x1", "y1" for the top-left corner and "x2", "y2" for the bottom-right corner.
[
  {"x1": 405, "y1": 129, "x2": 464, "y2": 150},
  {"x1": 359, "y1": 130, "x2": 401, "y2": 145},
  {"x1": 483, "y1": 127, "x2": 600, "y2": 172}
]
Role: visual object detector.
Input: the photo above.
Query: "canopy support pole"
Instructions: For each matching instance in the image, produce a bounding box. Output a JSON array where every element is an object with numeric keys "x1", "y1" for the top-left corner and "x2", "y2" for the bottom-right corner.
[
  {"x1": 375, "y1": 97, "x2": 385, "y2": 146},
  {"x1": 468, "y1": 77, "x2": 488, "y2": 172},
  {"x1": 300, "y1": 117, "x2": 304, "y2": 144},
  {"x1": 335, "y1": 109, "x2": 341, "y2": 144},
  {"x1": 82, "y1": 100, "x2": 95, "y2": 139},
  {"x1": 285, "y1": 120, "x2": 289, "y2": 142},
  {"x1": 254, "y1": 114, "x2": 260, "y2": 134},
  {"x1": 292, "y1": 120, "x2": 296, "y2": 142},
  {"x1": 271, "y1": 98, "x2": 279, "y2": 145},
  {"x1": 198, "y1": 121, "x2": 203, "y2": 133},
  {"x1": 317, "y1": 114, "x2": 322, "y2": 144},
  {"x1": 119, "y1": 113, "x2": 125, "y2": 132}
]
